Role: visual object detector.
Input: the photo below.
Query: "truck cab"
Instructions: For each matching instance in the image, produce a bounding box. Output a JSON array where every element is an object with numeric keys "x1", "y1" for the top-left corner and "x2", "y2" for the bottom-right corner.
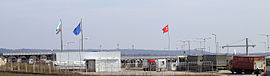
[
  {"x1": 143, "y1": 59, "x2": 157, "y2": 71},
  {"x1": 265, "y1": 56, "x2": 270, "y2": 75},
  {"x1": 177, "y1": 56, "x2": 187, "y2": 71}
]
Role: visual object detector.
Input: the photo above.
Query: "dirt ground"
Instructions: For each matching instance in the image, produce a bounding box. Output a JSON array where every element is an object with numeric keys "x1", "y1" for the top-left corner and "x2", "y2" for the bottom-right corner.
[
  {"x1": 80, "y1": 70, "x2": 264, "y2": 76},
  {"x1": 217, "y1": 70, "x2": 263, "y2": 76},
  {"x1": 0, "y1": 70, "x2": 265, "y2": 76}
]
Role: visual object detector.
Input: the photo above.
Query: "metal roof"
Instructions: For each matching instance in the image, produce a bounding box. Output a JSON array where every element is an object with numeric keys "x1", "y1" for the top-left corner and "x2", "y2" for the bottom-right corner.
[{"x1": 3, "y1": 52, "x2": 55, "y2": 56}]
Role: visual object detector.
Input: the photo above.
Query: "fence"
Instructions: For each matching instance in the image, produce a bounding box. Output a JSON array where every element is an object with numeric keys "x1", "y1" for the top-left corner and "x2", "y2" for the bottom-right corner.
[
  {"x1": 177, "y1": 61, "x2": 215, "y2": 72},
  {"x1": 121, "y1": 61, "x2": 215, "y2": 72},
  {"x1": 0, "y1": 60, "x2": 218, "y2": 76},
  {"x1": 0, "y1": 60, "x2": 75, "y2": 75}
]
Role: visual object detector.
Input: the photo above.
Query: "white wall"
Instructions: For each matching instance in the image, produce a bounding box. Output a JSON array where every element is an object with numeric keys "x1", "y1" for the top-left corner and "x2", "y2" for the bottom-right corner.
[{"x1": 55, "y1": 51, "x2": 121, "y2": 66}]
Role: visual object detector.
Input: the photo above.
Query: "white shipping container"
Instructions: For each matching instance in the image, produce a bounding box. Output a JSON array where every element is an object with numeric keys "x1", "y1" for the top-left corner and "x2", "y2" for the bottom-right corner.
[
  {"x1": 86, "y1": 59, "x2": 121, "y2": 72},
  {"x1": 157, "y1": 59, "x2": 166, "y2": 69}
]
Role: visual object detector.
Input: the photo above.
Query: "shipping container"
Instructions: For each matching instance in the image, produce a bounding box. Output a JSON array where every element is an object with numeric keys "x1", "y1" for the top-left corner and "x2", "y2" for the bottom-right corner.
[
  {"x1": 202, "y1": 55, "x2": 227, "y2": 70},
  {"x1": 157, "y1": 59, "x2": 166, "y2": 71},
  {"x1": 85, "y1": 59, "x2": 121, "y2": 72},
  {"x1": 230, "y1": 56, "x2": 265, "y2": 74},
  {"x1": 167, "y1": 62, "x2": 177, "y2": 71},
  {"x1": 187, "y1": 55, "x2": 203, "y2": 63}
]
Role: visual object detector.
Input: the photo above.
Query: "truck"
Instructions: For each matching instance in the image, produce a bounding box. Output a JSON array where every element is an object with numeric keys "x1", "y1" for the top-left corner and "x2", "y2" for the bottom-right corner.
[
  {"x1": 176, "y1": 56, "x2": 187, "y2": 71},
  {"x1": 264, "y1": 56, "x2": 270, "y2": 75},
  {"x1": 143, "y1": 59, "x2": 167, "y2": 71},
  {"x1": 230, "y1": 56, "x2": 265, "y2": 74},
  {"x1": 143, "y1": 59, "x2": 157, "y2": 71}
]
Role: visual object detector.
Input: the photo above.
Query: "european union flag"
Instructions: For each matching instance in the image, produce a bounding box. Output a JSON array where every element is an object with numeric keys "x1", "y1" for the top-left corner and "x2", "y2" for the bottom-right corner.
[{"x1": 73, "y1": 22, "x2": 81, "y2": 35}]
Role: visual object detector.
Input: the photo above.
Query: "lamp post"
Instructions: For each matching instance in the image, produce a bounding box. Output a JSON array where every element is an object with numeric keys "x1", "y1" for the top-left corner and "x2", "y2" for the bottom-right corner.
[
  {"x1": 65, "y1": 42, "x2": 74, "y2": 72},
  {"x1": 99, "y1": 44, "x2": 102, "y2": 52},
  {"x1": 117, "y1": 43, "x2": 120, "y2": 49},
  {"x1": 197, "y1": 37, "x2": 211, "y2": 55},
  {"x1": 78, "y1": 37, "x2": 88, "y2": 71},
  {"x1": 212, "y1": 34, "x2": 217, "y2": 54},
  {"x1": 177, "y1": 40, "x2": 191, "y2": 55}
]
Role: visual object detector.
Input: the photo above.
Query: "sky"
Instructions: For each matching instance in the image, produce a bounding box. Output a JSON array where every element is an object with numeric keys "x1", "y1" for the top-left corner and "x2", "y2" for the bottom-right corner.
[{"x1": 0, "y1": 0, "x2": 270, "y2": 54}]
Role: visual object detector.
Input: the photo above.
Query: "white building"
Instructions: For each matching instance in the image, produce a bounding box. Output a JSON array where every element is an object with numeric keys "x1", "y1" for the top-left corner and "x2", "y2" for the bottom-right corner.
[{"x1": 54, "y1": 51, "x2": 121, "y2": 71}]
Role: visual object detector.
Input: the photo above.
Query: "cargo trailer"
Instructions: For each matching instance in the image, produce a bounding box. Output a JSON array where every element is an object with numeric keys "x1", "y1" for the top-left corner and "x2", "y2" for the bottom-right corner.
[{"x1": 230, "y1": 56, "x2": 265, "y2": 74}]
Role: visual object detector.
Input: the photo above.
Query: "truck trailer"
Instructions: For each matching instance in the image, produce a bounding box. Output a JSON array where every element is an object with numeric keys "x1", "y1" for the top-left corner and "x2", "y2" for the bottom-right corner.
[{"x1": 230, "y1": 56, "x2": 265, "y2": 74}]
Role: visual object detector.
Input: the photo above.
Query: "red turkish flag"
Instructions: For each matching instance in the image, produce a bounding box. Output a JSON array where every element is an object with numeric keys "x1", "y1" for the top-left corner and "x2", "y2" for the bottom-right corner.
[{"x1": 162, "y1": 25, "x2": 169, "y2": 33}]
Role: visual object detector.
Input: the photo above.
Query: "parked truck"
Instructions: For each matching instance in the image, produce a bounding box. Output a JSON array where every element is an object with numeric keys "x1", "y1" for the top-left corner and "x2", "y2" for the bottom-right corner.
[
  {"x1": 143, "y1": 59, "x2": 167, "y2": 71},
  {"x1": 143, "y1": 59, "x2": 157, "y2": 71},
  {"x1": 264, "y1": 56, "x2": 270, "y2": 75},
  {"x1": 176, "y1": 56, "x2": 187, "y2": 71},
  {"x1": 230, "y1": 56, "x2": 265, "y2": 74}
]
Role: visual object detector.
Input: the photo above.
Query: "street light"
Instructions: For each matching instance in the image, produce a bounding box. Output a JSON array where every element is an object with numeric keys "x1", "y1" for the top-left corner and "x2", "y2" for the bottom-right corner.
[
  {"x1": 258, "y1": 34, "x2": 270, "y2": 52},
  {"x1": 212, "y1": 34, "x2": 218, "y2": 54},
  {"x1": 132, "y1": 44, "x2": 135, "y2": 50},
  {"x1": 99, "y1": 44, "x2": 102, "y2": 51},
  {"x1": 197, "y1": 37, "x2": 211, "y2": 55},
  {"x1": 177, "y1": 40, "x2": 191, "y2": 55},
  {"x1": 64, "y1": 41, "x2": 74, "y2": 71},
  {"x1": 117, "y1": 43, "x2": 120, "y2": 49}
]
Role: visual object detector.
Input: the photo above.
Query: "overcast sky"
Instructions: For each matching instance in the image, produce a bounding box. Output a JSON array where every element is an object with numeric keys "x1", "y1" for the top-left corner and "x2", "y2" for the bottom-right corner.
[{"x1": 1, "y1": 0, "x2": 270, "y2": 53}]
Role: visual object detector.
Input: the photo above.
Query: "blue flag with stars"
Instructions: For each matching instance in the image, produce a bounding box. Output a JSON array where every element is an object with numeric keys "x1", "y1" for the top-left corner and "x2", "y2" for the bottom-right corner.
[{"x1": 73, "y1": 21, "x2": 81, "y2": 35}]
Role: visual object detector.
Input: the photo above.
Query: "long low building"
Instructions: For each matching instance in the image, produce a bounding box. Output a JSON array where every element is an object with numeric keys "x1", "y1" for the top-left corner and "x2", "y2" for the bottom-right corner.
[{"x1": 0, "y1": 51, "x2": 121, "y2": 72}]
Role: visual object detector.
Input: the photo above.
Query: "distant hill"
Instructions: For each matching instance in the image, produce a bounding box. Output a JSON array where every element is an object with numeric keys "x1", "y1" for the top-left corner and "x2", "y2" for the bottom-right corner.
[{"x1": 1, "y1": 48, "x2": 269, "y2": 56}]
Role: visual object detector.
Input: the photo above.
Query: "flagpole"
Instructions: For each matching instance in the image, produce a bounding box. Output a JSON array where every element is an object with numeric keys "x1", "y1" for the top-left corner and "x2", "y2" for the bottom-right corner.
[
  {"x1": 81, "y1": 18, "x2": 83, "y2": 52},
  {"x1": 79, "y1": 18, "x2": 83, "y2": 71},
  {"x1": 60, "y1": 19, "x2": 63, "y2": 62},
  {"x1": 168, "y1": 25, "x2": 170, "y2": 50},
  {"x1": 60, "y1": 19, "x2": 63, "y2": 52}
]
